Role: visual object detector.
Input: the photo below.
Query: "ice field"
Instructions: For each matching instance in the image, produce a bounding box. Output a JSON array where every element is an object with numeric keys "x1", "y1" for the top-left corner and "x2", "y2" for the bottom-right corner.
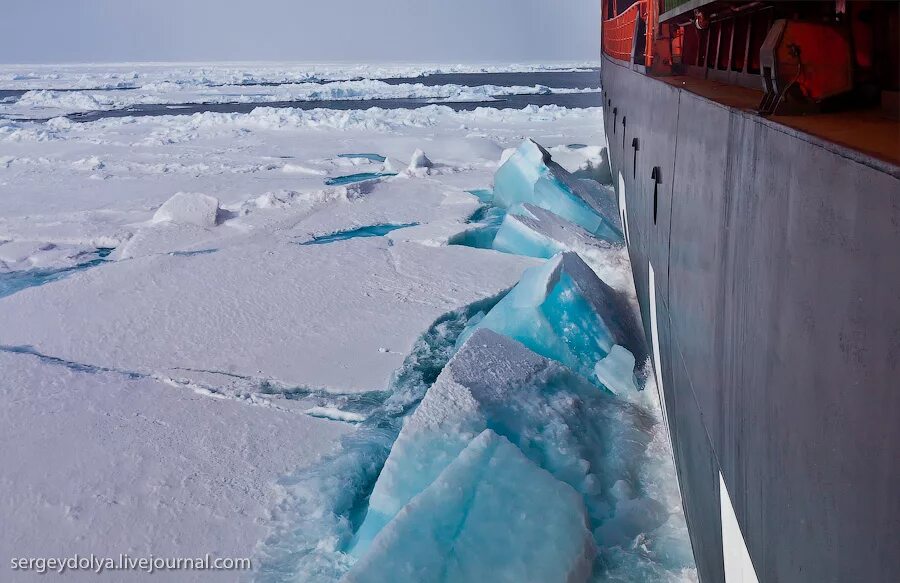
[{"x1": 0, "y1": 63, "x2": 696, "y2": 582}]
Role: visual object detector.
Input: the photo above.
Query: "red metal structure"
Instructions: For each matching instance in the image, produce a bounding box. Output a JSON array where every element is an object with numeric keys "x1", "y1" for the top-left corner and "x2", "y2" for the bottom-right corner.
[
  {"x1": 603, "y1": 1, "x2": 899, "y2": 116},
  {"x1": 602, "y1": 0, "x2": 655, "y2": 65}
]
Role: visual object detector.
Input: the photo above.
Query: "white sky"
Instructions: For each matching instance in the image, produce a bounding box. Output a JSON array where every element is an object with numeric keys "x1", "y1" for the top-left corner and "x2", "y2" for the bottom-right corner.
[{"x1": 1, "y1": 0, "x2": 601, "y2": 64}]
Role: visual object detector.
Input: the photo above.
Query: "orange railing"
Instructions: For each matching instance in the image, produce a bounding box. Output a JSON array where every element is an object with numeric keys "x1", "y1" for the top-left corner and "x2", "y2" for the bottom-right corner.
[{"x1": 602, "y1": 0, "x2": 655, "y2": 66}]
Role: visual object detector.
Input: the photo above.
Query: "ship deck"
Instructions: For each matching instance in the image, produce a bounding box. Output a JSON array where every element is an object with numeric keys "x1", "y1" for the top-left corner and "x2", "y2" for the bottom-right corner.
[{"x1": 658, "y1": 75, "x2": 900, "y2": 167}]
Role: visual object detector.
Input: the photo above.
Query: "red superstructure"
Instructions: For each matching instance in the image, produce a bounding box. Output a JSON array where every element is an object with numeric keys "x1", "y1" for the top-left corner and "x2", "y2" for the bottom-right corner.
[{"x1": 602, "y1": 0, "x2": 899, "y2": 119}]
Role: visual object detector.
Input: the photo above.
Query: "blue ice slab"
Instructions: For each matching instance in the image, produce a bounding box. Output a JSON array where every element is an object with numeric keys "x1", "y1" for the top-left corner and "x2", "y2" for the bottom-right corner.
[
  {"x1": 343, "y1": 430, "x2": 595, "y2": 583},
  {"x1": 0, "y1": 248, "x2": 113, "y2": 300},
  {"x1": 337, "y1": 153, "x2": 387, "y2": 163},
  {"x1": 458, "y1": 252, "x2": 645, "y2": 386},
  {"x1": 324, "y1": 172, "x2": 397, "y2": 186},
  {"x1": 351, "y1": 330, "x2": 672, "y2": 578},
  {"x1": 491, "y1": 210, "x2": 567, "y2": 259},
  {"x1": 492, "y1": 139, "x2": 622, "y2": 242},
  {"x1": 297, "y1": 223, "x2": 418, "y2": 246}
]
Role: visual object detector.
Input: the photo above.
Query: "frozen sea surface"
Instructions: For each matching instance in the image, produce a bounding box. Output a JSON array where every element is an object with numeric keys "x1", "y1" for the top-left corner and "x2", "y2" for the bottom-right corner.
[
  {"x1": 0, "y1": 62, "x2": 695, "y2": 582},
  {"x1": 0, "y1": 67, "x2": 602, "y2": 121}
]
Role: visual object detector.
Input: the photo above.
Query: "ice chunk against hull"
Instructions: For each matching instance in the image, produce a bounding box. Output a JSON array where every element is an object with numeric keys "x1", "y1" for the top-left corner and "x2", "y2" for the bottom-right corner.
[
  {"x1": 459, "y1": 252, "x2": 645, "y2": 388},
  {"x1": 343, "y1": 430, "x2": 595, "y2": 583},
  {"x1": 351, "y1": 330, "x2": 654, "y2": 566},
  {"x1": 492, "y1": 203, "x2": 617, "y2": 260},
  {"x1": 492, "y1": 139, "x2": 622, "y2": 242}
]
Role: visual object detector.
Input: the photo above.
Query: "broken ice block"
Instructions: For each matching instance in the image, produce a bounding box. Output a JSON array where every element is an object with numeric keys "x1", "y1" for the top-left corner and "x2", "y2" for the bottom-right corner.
[
  {"x1": 458, "y1": 252, "x2": 645, "y2": 386},
  {"x1": 343, "y1": 430, "x2": 595, "y2": 583},
  {"x1": 492, "y1": 139, "x2": 621, "y2": 241},
  {"x1": 492, "y1": 203, "x2": 615, "y2": 260},
  {"x1": 594, "y1": 344, "x2": 640, "y2": 396},
  {"x1": 351, "y1": 329, "x2": 652, "y2": 561}
]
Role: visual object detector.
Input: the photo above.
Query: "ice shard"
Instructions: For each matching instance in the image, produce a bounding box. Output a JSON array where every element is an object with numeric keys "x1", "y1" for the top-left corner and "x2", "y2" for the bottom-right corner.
[
  {"x1": 492, "y1": 139, "x2": 621, "y2": 241},
  {"x1": 458, "y1": 252, "x2": 645, "y2": 387},
  {"x1": 491, "y1": 203, "x2": 617, "y2": 260},
  {"x1": 343, "y1": 430, "x2": 595, "y2": 583}
]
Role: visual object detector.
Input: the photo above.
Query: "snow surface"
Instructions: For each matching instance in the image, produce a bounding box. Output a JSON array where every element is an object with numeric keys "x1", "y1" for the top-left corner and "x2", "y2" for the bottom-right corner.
[
  {"x1": 151, "y1": 191, "x2": 222, "y2": 226},
  {"x1": 0, "y1": 350, "x2": 351, "y2": 582}
]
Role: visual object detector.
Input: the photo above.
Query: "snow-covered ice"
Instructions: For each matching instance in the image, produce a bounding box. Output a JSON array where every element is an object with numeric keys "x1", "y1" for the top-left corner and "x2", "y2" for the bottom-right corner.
[
  {"x1": 0, "y1": 231, "x2": 537, "y2": 393},
  {"x1": 0, "y1": 350, "x2": 351, "y2": 583},
  {"x1": 0, "y1": 62, "x2": 598, "y2": 92},
  {"x1": 151, "y1": 191, "x2": 222, "y2": 226},
  {"x1": 1, "y1": 81, "x2": 599, "y2": 120},
  {"x1": 0, "y1": 62, "x2": 695, "y2": 582}
]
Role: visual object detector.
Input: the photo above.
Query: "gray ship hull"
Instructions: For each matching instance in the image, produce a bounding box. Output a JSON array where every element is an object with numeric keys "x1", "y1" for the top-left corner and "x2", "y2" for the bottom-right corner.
[{"x1": 601, "y1": 53, "x2": 900, "y2": 582}]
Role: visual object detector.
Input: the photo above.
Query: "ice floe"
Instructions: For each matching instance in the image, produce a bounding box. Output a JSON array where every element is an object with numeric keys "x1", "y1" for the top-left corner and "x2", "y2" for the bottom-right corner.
[
  {"x1": 0, "y1": 350, "x2": 351, "y2": 576},
  {"x1": 0, "y1": 238, "x2": 537, "y2": 393}
]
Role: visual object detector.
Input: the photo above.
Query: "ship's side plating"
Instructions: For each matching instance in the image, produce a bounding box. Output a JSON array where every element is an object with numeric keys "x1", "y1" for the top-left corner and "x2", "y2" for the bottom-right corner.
[{"x1": 601, "y1": 54, "x2": 900, "y2": 582}]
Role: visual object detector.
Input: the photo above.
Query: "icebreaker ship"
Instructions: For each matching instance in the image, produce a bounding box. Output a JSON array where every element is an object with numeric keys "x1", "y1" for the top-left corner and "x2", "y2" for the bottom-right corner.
[{"x1": 492, "y1": 139, "x2": 622, "y2": 243}]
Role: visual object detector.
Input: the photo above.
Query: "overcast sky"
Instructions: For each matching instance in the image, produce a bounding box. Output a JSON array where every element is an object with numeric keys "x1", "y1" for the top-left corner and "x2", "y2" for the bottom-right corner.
[{"x1": 1, "y1": 0, "x2": 601, "y2": 64}]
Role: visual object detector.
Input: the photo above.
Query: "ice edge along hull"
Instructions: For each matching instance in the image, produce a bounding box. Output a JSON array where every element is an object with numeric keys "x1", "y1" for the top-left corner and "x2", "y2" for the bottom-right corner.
[{"x1": 601, "y1": 53, "x2": 900, "y2": 583}]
